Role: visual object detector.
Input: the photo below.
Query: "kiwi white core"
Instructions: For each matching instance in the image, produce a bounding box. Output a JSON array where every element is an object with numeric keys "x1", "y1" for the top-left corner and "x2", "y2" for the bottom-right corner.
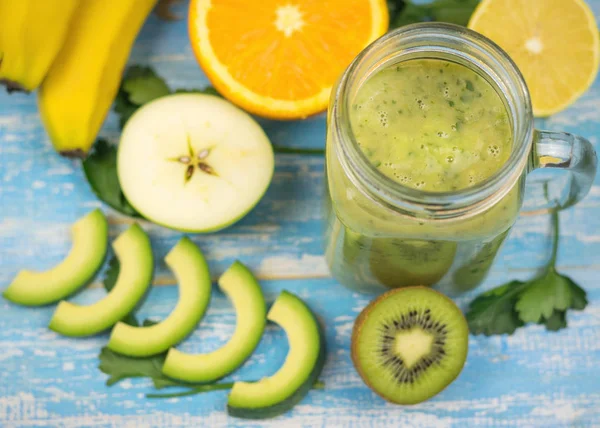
[{"x1": 394, "y1": 328, "x2": 434, "y2": 368}]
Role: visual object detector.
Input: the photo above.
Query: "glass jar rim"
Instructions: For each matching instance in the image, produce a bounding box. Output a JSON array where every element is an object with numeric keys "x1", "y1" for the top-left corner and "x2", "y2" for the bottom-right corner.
[{"x1": 333, "y1": 22, "x2": 534, "y2": 220}]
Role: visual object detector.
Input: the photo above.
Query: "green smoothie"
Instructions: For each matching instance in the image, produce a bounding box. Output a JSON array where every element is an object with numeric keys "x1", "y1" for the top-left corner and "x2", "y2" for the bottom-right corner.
[
  {"x1": 324, "y1": 59, "x2": 521, "y2": 293},
  {"x1": 351, "y1": 59, "x2": 511, "y2": 192}
]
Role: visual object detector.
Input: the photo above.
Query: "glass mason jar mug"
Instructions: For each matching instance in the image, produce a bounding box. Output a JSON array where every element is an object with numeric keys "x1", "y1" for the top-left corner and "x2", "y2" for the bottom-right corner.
[{"x1": 323, "y1": 23, "x2": 597, "y2": 295}]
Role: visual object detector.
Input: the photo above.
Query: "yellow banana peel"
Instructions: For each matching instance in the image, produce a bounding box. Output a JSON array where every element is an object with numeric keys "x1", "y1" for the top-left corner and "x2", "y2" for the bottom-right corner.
[
  {"x1": 0, "y1": 0, "x2": 78, "y2": 92},
  {"x1": 38, "y1": 0, "x2": 157, "y2": 158}
]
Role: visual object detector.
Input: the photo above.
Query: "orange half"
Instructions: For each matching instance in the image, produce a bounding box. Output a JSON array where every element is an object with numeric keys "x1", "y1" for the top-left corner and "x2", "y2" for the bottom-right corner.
[{"x1": 189, "y1": 0, "x2": 389, "y2": 119}]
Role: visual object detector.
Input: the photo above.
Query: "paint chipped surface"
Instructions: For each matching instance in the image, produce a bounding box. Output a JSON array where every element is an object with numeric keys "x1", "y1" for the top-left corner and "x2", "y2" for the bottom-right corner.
[{"x1": 1, "y1": 3, "x2": 600, "y2": 426}]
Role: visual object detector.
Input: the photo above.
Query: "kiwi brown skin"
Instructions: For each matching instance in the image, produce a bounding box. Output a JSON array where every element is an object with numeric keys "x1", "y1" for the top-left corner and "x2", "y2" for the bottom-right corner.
[{"x1": 351, "y1": 286, "x2": 468, "y2": 405}]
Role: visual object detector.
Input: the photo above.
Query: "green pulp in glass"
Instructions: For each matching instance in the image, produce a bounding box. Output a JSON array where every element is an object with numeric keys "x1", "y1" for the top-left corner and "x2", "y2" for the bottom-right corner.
[{"x1": 324, "y1": 59, "x2": 521, "y2": 294}]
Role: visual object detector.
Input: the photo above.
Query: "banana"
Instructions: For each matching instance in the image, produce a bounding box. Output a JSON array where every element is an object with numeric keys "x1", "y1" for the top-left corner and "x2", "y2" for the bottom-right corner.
[
  {"x1": 38, "y1": 0, "x2": 157, "y2": 158},
  {"x1": 0, "y1": 0, "x2": 78, "y2": 92}
]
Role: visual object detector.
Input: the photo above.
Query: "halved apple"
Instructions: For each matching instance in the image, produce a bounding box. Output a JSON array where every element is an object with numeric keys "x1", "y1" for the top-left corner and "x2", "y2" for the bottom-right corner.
[{"x1": 117, "y1": 94, "x2": 274, "y2": 232}]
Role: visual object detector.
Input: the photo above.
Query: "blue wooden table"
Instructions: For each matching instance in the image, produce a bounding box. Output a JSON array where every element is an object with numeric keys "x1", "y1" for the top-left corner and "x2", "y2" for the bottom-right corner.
[{"x1": 1, "y1": 3, "x2": 600, "y2": 427}]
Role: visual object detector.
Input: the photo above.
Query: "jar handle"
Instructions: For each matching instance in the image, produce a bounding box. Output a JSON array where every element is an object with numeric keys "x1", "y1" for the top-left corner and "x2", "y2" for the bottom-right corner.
[{"x1": 523, "y1": 130, "x2": 597, "y2": 214}]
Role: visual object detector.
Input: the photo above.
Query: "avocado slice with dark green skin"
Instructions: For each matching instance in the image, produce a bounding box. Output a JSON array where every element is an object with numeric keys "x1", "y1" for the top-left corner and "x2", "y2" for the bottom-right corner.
[
  {"x1": 48, "y1": 223, "x2": 153, "y2": 337},
  {"x1": 3, "y1": 209, "x2": 108, "y2": 306},
  {"x1": 107, "y1": 237, "x2": 211, "y2": 357},
  {"x1": 162, "y1": 261, "x2": 266, "y2": 383},
  {"x1": 227, "y1": 290, "x2": 326, "y2": 419}
]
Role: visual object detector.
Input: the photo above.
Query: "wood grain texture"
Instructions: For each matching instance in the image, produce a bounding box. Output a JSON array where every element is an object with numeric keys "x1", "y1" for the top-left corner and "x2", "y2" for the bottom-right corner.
[{"x1": 1, "y1": 1, "x2": 600, "y2": 426}]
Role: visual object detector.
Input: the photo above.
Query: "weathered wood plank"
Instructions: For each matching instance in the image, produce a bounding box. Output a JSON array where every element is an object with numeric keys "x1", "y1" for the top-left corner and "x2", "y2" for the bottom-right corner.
[
  {"x1": 1, "y1": 1, "x2": 600, "y2": 426},
  {"x1": 0, "y1": 269, "x2": 599, "y2": 427}
]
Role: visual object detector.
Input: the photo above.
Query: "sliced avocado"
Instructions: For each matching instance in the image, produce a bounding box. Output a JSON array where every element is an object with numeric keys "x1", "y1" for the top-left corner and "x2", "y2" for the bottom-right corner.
[
  {"x1": 107, "y1": 237, "x2": 211, "y2": 357},
  {"x1": 3, "y1": 209, "x2": 108, "y2": 306},
  {"x1": 227, "y1": 291, "x2": 326, "y2": 419},
  {"x1": 48, "y1": 224, "x2": 153, "y2": 337},
  {"x1": 162, "y1": 261, "x2": 266, "y2": 383}
]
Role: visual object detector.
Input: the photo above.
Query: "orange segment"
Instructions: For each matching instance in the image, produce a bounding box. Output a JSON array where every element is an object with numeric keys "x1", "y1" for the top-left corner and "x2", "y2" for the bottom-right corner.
[
  {"x1": 468, "y1": 0, "x2": 600, "y2": 117},
  {"x1": 189, "y1": 0, "x2": 388, "y2": 119}
]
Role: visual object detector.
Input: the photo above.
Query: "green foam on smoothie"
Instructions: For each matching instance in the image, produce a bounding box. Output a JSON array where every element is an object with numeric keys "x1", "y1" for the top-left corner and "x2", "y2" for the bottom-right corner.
[{"x1": 350, "y1": 59, "x2": 512, "y2": 192}]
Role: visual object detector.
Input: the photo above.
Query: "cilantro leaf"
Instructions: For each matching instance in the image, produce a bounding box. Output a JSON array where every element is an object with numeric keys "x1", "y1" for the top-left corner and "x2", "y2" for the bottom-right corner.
[
  {"x1": 82, "y1": 139, "x2": 140, "y2": 217},
  {"x1": 466, "y1": 280, "x2": 528, "y2": 336},
  {"x1": 102, "y1": 257, "x2": 138, "y2": 327}
]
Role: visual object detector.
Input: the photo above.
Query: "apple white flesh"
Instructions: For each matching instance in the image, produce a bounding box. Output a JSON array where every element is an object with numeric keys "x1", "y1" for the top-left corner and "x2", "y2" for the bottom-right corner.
[{"x1": 117, "y1": 94, "x2": 274, "y2": 232}]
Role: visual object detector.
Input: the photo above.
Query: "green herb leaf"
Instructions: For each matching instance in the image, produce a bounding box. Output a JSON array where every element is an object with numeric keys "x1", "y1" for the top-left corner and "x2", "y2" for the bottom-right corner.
[
  {"x1": 392, "y1": 1, "x2": 429, "y2": 28},
  {"x1": 540, "y1": 310, "x2": 567, "y2": 332},
  {"x1": 389, "y1": 0, "x2": 479, "y2": 29},
  {"x1": 174, "y1": 87, "x2": 221, "y2": 97},
  {"x1": 98, "y1": 319, "x2": 182, "y2": 389},
  {"x1": 515, "y1": 269, "x2": 577, "y2": 323},
  {"x1": 467, "y1": 210, "x2": 588, "y2": 336},
  {"x1": 466, "y1": 280, "x2": 528, "y2": 336},
  {"x1": 98, "y1": 347, "x2": 169, "y2": 387},
  {"x1": 113, "y1": 94, "x2": 139, "y2": 130},
  {"x1": 82, "y1": 139, "x2": 140, "y2": 217},
  {"x1": 114, "y1": 65, "x2": 220, "y2": 129},
  {"x1": 313, "y1": 380, "x2": 326, "y2": 390},
  {"x1": 146, "y1": 382, "x2": 235, "y2": 399},
  {"x1": 566, "y1": 275, "x2": 588, "y2": 310},
  {"x1": 102, "y1": 257, "x2": 138, "y2": 327},
  {"x1": 102, "y1": 257, "x2": 120, "y2": 293},
  {"x1": 428, "y1": 0, "x2": 479, "y2": 25},
  {"x1": 272, "y1": 145, "x2": 325, "y2": 155},
  {"x1": 145, "y1": 380, "x2": 325, "y2": 399},
  {"x1": 114, "y1": 66, "x2": 170, "y2": 129},
  {"x1": 122, "y1": 66, "x2": 170, "y2": 105}
]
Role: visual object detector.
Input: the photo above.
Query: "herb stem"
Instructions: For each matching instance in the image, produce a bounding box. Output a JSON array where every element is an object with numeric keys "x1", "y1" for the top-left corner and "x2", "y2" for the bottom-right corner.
[
  {"x1": 549, "y1": 209, "x2": 560, "y2": 268},
  {"x1": 146, "y1": 382, "x2": 235, "y2": 399},
  {"x1": 273, "y1": 145, "x2": 325, "y2": 155}
]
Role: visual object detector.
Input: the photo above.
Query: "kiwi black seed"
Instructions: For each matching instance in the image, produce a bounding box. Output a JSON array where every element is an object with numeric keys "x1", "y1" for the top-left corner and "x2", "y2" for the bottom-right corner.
[{"x1": 351, "y1": 286, "x2": 468, "y2": 405}]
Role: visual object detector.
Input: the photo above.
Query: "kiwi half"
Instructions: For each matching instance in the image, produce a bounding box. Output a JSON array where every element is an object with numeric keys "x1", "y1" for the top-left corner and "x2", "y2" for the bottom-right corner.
[{"x1": 351, "y1": 287, "x2": 468, "y2": 405}]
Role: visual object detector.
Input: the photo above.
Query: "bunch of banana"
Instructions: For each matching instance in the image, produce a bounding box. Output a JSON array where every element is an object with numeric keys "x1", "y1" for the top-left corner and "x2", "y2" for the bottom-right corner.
[
  {"x1": 0, "y1": 0, "x2": 78, "y2": 92},
  {"x1": 39, "y1": 0, "x2": 157, "y2": 157},
  {"x1": 1, "y1": 0, "x2": 157, "y2": 157}
]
